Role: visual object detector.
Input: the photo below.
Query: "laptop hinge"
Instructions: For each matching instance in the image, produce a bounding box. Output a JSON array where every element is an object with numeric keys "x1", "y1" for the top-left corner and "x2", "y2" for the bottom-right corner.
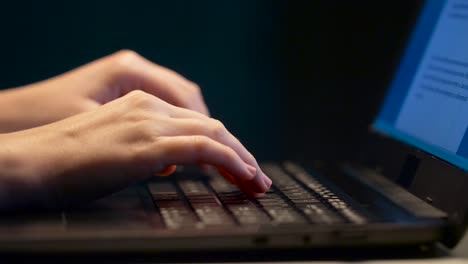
[
  {"x1": 396, "y1": 154, "x2": 420, "y2": 189},
  {"x1": 343, "y1": 164, "x2": 447, "y2": 219}
]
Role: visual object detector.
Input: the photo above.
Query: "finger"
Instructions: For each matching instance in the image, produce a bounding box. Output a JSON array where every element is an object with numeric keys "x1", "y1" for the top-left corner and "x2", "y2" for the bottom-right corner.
[
  {"x1": 186, "y1": 93, "x2": 210, "y2": 117},
  {"x1": 166, "y1": 118, "x2": 254, "y2": 164},
  {"x1": 216, "y1": 167, "x2": 236, "y2": 185},
  {"x1": 120, "y1": 92, "x2": 268, "y2": 191},
  {"x1": 233, "y1": 177, "x2": 265, "y2": 197},
  {"x1": 166, "y1": 104, "x2": 212, "y2": 121},
  {"x1": 180, "y1": 82, "x2": 210, "y2": 117},
  {"x1": 235, "y1": 171, "x2": 269, "y2": 194},
  {"x1": 165, "y1": 117, "x2": 271, "y2": 186},
  {"x1": 133, "y1": 96, "x2": 271, "y2": 190},
  {"x1": 150, "y1": 68, "x2": 210, "y2": 116},
  {"x1": 199, "y1": 164, "x2": 211, "y2": 171},
  {"x1": 216, "y1": 167, "x2": 271, "y2": 197},
  {"x1": 155, "y1": 165, "x2": 177, "y2": 176},
  {"x1": 151, "y1": 70, "x2": 210, "y2": 116},
  {"x1": 154, "y1": 136, "x2": 264, "y2": 188},
  {"x1": 116, "y1": 52, "x2": 210, "y2": 116}
]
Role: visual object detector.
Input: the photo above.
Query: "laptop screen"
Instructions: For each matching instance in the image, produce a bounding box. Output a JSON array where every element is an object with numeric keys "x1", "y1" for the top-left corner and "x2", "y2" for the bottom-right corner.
[{"x1": 374, "y1": 0, "x2": 468, "y2": 171}]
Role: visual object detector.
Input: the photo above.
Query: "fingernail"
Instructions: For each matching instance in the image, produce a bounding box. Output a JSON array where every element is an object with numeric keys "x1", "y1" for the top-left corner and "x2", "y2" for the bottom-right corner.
[
  {"x1": 260, "y1": 170, "x2": 269, "y2": 182},
  {"x1": 155, "y1": 165, "x2": 177, "y2": 177},
  {"x1": 246, "y1": 164, "x2": 257, "y2": 179},
  {"x1": 264, "y1": 177, "x2": 272, "y2": 187},
  {"x1": 253, "y1": 192, "x2": 266, "y2": 198},
  {"x1": 262, "y1": 178, "x2": 271, "y2": 192}
]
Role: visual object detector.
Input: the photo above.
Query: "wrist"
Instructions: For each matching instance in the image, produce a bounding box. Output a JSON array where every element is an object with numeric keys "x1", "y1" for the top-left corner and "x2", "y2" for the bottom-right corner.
[{"x1": 0, "y1": 133, "x2": 60, "y2": 210}]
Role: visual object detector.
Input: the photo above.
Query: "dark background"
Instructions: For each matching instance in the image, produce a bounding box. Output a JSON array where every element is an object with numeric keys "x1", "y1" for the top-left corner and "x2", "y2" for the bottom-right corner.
[{"x1": 0, "y1": 0, "x2": 421, "y2": 162}]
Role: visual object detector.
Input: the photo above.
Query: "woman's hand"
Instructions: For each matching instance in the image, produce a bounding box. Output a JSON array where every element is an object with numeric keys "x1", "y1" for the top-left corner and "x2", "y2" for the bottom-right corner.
[
  {"x1": 0, "y1": 50, "x2": 209, "y2": 133},
  {"x1": 0, "y1": 91, "x2": 272, "y2": 208}
]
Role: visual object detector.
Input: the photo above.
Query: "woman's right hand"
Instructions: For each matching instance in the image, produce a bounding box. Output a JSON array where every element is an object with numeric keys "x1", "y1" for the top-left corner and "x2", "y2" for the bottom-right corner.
[{"x1": 0, "y1": 90, "x2": 271, "y2": 208}]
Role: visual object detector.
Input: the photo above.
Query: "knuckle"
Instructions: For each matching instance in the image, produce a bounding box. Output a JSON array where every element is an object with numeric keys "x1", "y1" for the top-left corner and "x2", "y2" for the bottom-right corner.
[
  {"x1": 126, "y1": 90, "x2": 154, "y2": 109},
  {"x1": 112, "y1": 49, "x2": 141, "y2": 70},
  {"x1": 180, "y1": 85, "x2": 202, "y2": 104},
  {"x1": 114, "y1": 49, "x2": 140, "y2": 61},
  {"x1": 127, "y1": 89, "x2": 147, "y2": 98},
  {"x1": 190, "y1": 85, "x2": 203, "y2": 98},
  {"x1": 188, "y1": 118, "x2": 204, "y2": 132},
  {"x1": 220, "y1": 146, "x2": 236, "y2": 162},
  {"x1": 190, "y1": 82, "x2": 202, "y2": 94},
  {"x1": 179, "y1": 91, "x2": 193, "y2": 104},
  {"x1": 210, "y1": 119, "x2": 226, "y2": 140},
  {"x1": 191, "y1": 135, "x2": 209, "y2": 155}
]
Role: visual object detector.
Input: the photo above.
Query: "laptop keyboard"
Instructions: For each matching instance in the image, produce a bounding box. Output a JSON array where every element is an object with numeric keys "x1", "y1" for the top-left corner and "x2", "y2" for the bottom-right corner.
[{"x1": 147, "y1": 162, "x2": 367, "y2": 230}]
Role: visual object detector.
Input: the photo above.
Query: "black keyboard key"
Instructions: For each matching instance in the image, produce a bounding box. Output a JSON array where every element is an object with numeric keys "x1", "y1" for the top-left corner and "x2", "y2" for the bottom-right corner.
[
  {"x1": 210, "y1": 180, "x2": 239, "y2": 194},
  {"x1": 266, "y1": 208, "x2": 306, "y2": 225},
  {"x1": 148, "y1": 182, "x2": 177, "y2": 194},
  {"x1": 159, "y1": 207, "x2": 199, "y2": 229},
  {"x1": 227, "y1": 204, "x2": 269, "y2": 225},
  {"x1": 148, "y1": 182, "x2": 199, "y2": 229},
  {"x1": 179, "y1": 180, "x2": 235, "y2": 227},
  {"x1": 179, "y1": 181, "x2": 211, "y2": 195},
  {"x1": 193, "y1": 205, "x2": 234, "y2": 226},
  {"x1": 155, "y1": 200, "x2": 186, "y2": 208},
  {"x1": 283, "y1": 162, "x2": 368, "y2": 224},
  {"x1": 298, "y1": 204, "x2": 344, "y2": 224},
  {"x1": 148, "y1": 182, "x2": 179, "y2": 201},
  {"x1": 253, "y1": 191, "x2": 307, "y2": 224},
  {"x1": 261, "y1": 164, "x2": 297, "y2": 187},
  {"x1": 180, "y1": 181, "x2": 219, "y2": 205},
  {"x1": 209, "y1": 179, "x2": 270, "y2": 225},
  {"x1": 255, "y1": 193, "x2": 289, "y2": 208},
  {"x1": 290, "y1": 198, "x2": 321, "y2": 205}
]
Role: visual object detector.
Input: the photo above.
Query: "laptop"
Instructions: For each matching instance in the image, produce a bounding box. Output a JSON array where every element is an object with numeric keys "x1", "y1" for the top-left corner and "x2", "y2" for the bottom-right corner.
[{"x1": 0, "y1": 0, "x2": 467, "y2": 254}]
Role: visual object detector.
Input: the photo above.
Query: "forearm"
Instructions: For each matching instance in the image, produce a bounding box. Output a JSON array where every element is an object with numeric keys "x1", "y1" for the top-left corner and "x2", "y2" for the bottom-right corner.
[
  {"x1": 0, "y1": 83, "x2": 67, "y2": 133},
  {"x1": 0, "y1": 87, "x2": 37, "y2": 133}
]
